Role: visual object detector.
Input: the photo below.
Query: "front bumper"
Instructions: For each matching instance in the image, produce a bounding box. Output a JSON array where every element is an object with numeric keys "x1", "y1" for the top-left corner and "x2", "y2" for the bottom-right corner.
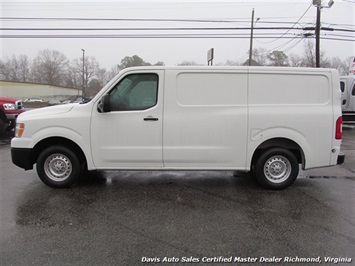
[
  {"x1": 337, "y1": 153, "x2": 345, "y2": 165},
  {"x1": 11, "y1": 148, "x2": 33, "y2": 170}
]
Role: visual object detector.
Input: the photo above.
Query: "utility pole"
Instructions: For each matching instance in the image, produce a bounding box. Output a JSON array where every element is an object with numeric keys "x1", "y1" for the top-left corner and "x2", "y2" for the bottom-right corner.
[
  {"x1": 315, "y1": 3, "x2": 321, "y2": 67},
  {"x1": 249, "y1": 9, "x2": 255, "y2": 66},
  {"x1": 81, "y1": 49, "x2": 85, "y2": 96},
  {"x1": 313, "y1": 0, "x2": 334, "y2": 68},
  {"x1": 249, "y1": 9, "x2": 259, "y2": 66}
]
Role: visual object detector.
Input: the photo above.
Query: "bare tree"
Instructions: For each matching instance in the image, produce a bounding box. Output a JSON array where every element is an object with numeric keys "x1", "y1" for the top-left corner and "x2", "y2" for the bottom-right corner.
[
  {"x1": 85, "y1": 67, "x2": 109, "y2": 97},
  {"x1": 29, "y1": 58, "x2": 41, "y2": 84},
  {"x1": 0, "y1": 55, "x2": 30, "y2": 82},
  {"x1": 329, "y1": 57, "x2": 350, "y2": 76},
  {"x1": 252, "y1": 48, "x2": 268, "y2": 66},
  {"x1": 302, "y1": 39, "x2": 330, "y2": 68},
  {"x1": 3, "y1": 56, "x2": 20, "y2": 81},
  {"x1": 71, "y1": 56, "x2": 100, "y2": 96},
  {"x1": 17, "y1": 55, "x2": 31, "y2": 82},
  {"x1": 0, "y1": 60, "x2": 5, "y2": 80},
  {"x1": 303, "y1": 40, "x2": 316, "y2": 67},
  {"x1": 95, "y1": 68, "x2": 109, "y2": 87},
  {"x1": 178, "y1": 60, "x2": 201, "y2": 66},
  {"x1": 289, "y1": 53, "x2": 304, "y2": 67},
  {"x1": 107, "y1": 65, "x2": 120, "y2": 81},
  {"x1": 65, "y1": 64, "x2": 81, "y2": 89},
  {"x1": 223, "y1": 60, "x2": 240, "y2": 66},
  {"x1": 33, "y1": 49, "x2": 68, "y2": 86}
]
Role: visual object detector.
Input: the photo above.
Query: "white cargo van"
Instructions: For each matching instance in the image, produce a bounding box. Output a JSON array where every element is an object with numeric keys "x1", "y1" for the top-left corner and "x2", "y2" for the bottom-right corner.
[
  {"x1": 340, "y1": 75, "x2": 355, "y2": 123},
  {"x1": 11, "y1": 66, "x2": 344, "y2": 189}
]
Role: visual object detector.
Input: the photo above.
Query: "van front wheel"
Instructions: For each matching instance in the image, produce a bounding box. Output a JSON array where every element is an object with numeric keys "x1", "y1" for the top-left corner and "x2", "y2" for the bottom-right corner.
[
  {"x1": 255, "y1": 148, "x2": 299, "y2": 190},
  {"x1": 36, "y1": 146, "x2": 81, "y2": 188}
]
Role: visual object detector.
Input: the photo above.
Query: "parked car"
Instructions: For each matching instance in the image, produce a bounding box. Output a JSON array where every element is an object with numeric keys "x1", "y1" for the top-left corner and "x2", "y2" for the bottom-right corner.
[
  {"x1": 69, "y1": 97, "x2": 92, "y2": 104},
  {"x1": 340, "y1": 75, "x2": 355, "y2": 123},
  {"x1": 24, "y1": 97, "x2": 44, "y2": 103},
  {"x1": 48, "y1": 99, "x2": 62, "y2": 106},
  {"x1": 0, "y1": 97, "x2": 25, "y2": 136}
]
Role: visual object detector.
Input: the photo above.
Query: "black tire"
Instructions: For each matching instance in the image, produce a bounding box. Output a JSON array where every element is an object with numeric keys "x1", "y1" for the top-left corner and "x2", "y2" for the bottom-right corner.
[
  {"x1": 36, "y1": 146, "x2": 81, "y2": 188},
  {"x1": 0, "y1": 118, "x2": 6, "y2": 136},
  {"x1": 254, "y1": 148, "x2": 299, "y2": 190}
]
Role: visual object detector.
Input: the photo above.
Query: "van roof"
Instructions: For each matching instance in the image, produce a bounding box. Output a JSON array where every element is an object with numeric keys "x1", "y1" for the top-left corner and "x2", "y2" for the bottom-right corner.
[
  {"x1": 340, "y1": 75, "x2": 355, "y2": 80},
  {"x1": 120, "y1": 65, "x2": 335, "y2": 74}
]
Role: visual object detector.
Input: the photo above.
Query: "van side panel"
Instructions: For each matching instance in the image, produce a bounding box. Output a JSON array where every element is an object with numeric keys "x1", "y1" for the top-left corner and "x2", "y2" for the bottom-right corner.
[
  {"x1": 247, "y1": 69, "x2": 333, "y2": 169},
  {"x1": 163, "y1": 70, "x2": 248, "y2": 169}
]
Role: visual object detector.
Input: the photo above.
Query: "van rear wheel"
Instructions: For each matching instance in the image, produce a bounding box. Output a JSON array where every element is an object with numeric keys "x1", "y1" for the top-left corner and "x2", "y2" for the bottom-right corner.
[
  {"x1": 255, "y1": 148, "x2": 299, "y2": 190},
  {"x1": 36, "y1": 146, "x2": 81, "y2": 188}
]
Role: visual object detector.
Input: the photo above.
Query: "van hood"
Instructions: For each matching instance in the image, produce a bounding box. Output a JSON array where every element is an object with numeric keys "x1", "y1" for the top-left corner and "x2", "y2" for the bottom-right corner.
[{"x1": 17, "y1": 104, "x2": 75, "y2": 121}]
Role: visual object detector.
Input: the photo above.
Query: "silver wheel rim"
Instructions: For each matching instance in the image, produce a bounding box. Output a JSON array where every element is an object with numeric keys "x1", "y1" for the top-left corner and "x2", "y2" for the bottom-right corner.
[
  {"x1": 44, "y1": 153, "x2": 72, "y2": 182},
  {"x1": 263, "y1": 155, "x2": 292, "y2": 183}
]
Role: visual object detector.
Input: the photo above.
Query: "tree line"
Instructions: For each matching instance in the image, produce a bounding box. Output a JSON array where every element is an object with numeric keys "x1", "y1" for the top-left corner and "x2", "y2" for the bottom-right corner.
[
  {"x1": 0, "y1": 51, "x2": 164, "y2": 96},
  {"x1": 0, "y1": 41, "x2": 350, "y2": 96},
  {"x1": 181, "y1": 41, "x2": 350, "y2": 75}
]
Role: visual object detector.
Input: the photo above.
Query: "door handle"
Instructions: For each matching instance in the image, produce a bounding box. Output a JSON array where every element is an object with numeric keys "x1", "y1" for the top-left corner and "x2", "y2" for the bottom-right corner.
[{"x1": 144, "y1": 116, "x2": 159, "y2": 121}]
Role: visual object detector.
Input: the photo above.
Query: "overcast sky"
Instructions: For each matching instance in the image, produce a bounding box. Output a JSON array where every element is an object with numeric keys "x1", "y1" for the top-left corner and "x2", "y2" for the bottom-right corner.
[{"x1": 1, "y1": 0, "x2": 354, "y2": 69}]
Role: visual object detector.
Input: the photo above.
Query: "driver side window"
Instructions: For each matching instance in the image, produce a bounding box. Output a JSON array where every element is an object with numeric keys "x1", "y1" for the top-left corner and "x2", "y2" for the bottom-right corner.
[{"x1": 109, "y1": 73, "x2": 158, "y2": 111}]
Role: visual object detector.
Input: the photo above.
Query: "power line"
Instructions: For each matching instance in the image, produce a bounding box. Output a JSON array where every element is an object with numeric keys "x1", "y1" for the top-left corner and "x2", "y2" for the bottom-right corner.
[
  {"x1": 0, "y1": 34, "x2": 307, "y2": 39},
  {"x1": 2, "y1": 16, "x2": 353, "y2": 32},
  {"x1": 0, "y1": 16, "x2": 312, "y2": 25},
  {"x1": 2, "y1": 26, "x2": 353, "y2": 33},
  {"x1": 2, "y1": 33, "x2": 352, "y2": 41},
  {"x1": 0, "y1": 26, "x2": 306, "y2": 31},
  {"x1": 0, "y1": 17, "x2": 254, "y2": 23},
  {"x1": 265, "y1": 3, "x2": 313, "y2": 44}
]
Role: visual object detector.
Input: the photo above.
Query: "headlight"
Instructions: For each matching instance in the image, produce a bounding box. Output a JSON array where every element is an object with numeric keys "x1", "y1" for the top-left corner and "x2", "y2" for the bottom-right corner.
[
  {"x1": 15, "y1": 123, "x2": 25, "y2": 138},
  {"x1": 3, "y1": 103, "x2": 16, "y2": 110}
]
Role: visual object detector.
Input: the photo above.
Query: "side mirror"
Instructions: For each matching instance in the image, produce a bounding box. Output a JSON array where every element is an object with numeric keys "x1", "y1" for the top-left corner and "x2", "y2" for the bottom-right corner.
[{"x1": 97, "y1": 95, "x2": 111, "y2": 113}]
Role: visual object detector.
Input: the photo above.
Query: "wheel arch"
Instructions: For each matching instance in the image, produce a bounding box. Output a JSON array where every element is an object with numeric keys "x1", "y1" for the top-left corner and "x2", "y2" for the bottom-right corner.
[
  {"x1": 250, "y1": 137, "x2": 305, "y2": 170},
  {"x1": 32, "y1": 137, "x2": 87, "y2": 168}
]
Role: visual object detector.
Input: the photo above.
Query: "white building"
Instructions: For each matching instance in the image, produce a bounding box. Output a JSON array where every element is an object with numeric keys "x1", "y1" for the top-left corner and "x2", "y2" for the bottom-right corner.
[{"x1": 0, "y1": 81, "x2": 81, "y2": 101}]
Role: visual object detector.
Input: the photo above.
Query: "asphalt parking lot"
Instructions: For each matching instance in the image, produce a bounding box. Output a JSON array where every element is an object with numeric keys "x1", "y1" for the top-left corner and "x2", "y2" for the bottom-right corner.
[{"x1": 1, "y1": 127, "x2": 354, "y2": 265}]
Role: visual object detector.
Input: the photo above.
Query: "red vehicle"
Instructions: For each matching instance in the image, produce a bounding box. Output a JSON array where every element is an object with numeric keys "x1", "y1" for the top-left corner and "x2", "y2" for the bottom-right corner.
[{"x1": 0, "y1": 97, "x2": 25, "y2": 136}]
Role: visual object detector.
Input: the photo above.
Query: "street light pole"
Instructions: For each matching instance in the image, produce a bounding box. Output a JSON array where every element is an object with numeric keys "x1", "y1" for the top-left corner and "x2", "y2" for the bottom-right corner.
[{"x1": 81, "y1": 49, "x2": 85, "y2": 96}]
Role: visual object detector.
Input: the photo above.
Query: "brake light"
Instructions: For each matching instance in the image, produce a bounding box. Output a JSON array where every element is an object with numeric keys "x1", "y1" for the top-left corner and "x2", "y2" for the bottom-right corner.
[{"x1": 335, "y1": 116, "x2": 342, "y2": 140}]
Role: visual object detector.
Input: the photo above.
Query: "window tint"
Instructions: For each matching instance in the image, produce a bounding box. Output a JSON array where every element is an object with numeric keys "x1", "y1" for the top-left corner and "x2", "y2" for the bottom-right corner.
[
  {"x1": 340, "y1": 82, "x2": 345, "y2": 92},
  {"x1": 109, "y1": 74, "x2": 158, "y2": 111}
]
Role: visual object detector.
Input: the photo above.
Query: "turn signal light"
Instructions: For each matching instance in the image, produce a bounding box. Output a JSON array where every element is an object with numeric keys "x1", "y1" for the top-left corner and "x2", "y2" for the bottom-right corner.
[{"x1": 15, "y1": 123, "x2": 25, "y2": 138}]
